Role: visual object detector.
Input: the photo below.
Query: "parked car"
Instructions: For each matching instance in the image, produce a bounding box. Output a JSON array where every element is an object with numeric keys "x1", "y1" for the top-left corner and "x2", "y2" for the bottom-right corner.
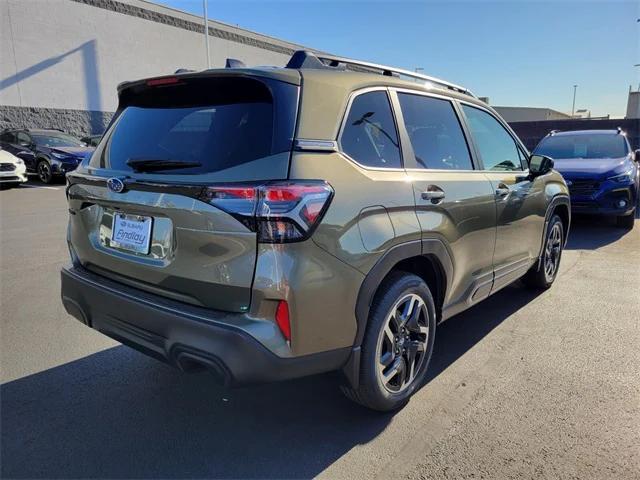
[
  {"x1": 534, "y1": 129, "x2": 638, "y2": 229},
  {"x1": 0, "y1": 129, "x2": 95, "y2": 183},
  {"x1": 61, "y1": 51, "x2": 570, "y2": 411},
  {"x1": 0, "y1": 148, "x2": 28, "y2": 188},
  {"x1": 80, "y1": 134, "x2": 102, "y2": 147}
]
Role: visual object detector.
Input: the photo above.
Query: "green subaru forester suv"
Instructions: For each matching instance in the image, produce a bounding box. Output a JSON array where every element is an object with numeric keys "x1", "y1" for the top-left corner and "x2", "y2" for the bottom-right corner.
[{"x1": 61, "y1": 51, "x2": 570, "y2": 411}]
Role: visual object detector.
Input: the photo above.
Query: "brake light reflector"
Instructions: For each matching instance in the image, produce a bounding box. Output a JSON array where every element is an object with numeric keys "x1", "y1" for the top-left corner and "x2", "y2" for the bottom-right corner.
[
  {"x1": 275, "y1": 300, "x2": 291, "y2": 342},
  {"x1": 199, "y1": 181, "x2": 333, "y2": 243}
]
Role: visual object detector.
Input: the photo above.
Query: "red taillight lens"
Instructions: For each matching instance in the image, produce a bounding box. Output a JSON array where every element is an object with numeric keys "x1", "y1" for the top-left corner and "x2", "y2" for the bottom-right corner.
[
  {"x1": 275, "y1": 300, "x2": 291, "y2": 342},
  {"x1": 200, "y1": 181, "x2": 333, "y2": 243}
]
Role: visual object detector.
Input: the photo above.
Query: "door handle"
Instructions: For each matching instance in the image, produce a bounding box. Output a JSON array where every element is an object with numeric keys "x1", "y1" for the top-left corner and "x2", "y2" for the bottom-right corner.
[
  {"x1": 421, "y1": 185, "x2": 445, "y2": 203},
  {"x1": 495, "y1": 183, "x2": 510, "y2": 197}
]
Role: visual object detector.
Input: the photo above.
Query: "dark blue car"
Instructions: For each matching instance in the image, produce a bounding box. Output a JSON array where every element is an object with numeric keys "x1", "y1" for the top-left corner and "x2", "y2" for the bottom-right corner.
[
  {"x1": 534, "y1": 129, "x2": 639, "y2": 229},
  {"x1": 0, "y1": 129, "x2": 95, "y2": 184}
]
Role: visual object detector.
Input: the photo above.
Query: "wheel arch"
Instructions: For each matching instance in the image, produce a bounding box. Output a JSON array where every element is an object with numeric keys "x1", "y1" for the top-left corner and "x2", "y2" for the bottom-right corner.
[
  {"x1": 342, "y1": 239, "x2": 453, "y2": 389},
  {"x1": 535, "y1": 195, "x2": 570, "y2": 272}
]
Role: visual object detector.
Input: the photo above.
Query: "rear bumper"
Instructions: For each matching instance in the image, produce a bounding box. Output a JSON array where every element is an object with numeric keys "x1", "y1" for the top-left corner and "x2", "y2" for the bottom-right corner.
[{"x1": 60, "y1": 265, "x2": 350, "y2": 385}]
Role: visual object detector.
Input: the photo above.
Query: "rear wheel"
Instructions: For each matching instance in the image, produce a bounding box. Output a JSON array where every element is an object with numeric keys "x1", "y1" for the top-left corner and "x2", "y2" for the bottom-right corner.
[
  {"x1": 523, "y1": 214, "x2": 564, "y2": 289},
  {"x1": 341, "y1": 272, "x2": 436, "y2": 411},
  {"x1": 616, "y1": 212, "x2": 635, "y2": 230},
  {"x1": 37, "y1": 160, "x2": 53, "y2": 184}
]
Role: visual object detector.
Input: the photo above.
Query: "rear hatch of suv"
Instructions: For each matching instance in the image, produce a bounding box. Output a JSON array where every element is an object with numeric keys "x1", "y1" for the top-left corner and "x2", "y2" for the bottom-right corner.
[{"x1": 66, "y1": 71, "x2": 300, "y2": 312}]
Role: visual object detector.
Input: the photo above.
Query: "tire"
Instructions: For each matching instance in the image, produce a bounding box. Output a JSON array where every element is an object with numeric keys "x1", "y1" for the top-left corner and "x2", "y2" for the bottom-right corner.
[
  {"x1": 341, "y1": 272, "x2": 437, "y2": 412},
  {"x1": 523, "y1": 214, "x2": 564, "y2": 290},
  {"x1": 616, "y1": 212, "x2": 635, "y2": 230},
  {"x1": 37, "y1": 160, "x2": 53, "y2": 184}
]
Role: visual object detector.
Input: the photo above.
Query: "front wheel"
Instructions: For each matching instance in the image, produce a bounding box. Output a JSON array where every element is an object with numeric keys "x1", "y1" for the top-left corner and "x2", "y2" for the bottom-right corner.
[
  {"x1": 341, "y1": 272, "x2": 436, "y2": 411},
  {"x1": 37, "y1": 160, "x2": 54, "y2": 184},
  {"x1": 523, "y1": 214, "x2": 564, "y2": 290}
]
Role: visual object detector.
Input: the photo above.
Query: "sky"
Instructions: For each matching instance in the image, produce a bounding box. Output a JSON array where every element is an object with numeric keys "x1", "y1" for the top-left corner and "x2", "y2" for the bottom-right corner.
[{"x1": 156, "y1": 0, "x2": 639, "y2": 118}]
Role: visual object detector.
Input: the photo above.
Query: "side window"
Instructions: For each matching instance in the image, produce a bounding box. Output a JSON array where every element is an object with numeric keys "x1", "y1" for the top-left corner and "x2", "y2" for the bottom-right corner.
[
  {"x1": 340, "y1": 91, "x2": 401, "y2": 169},
  {"x1": 16, "y1": 132, "x2": 31, "y2": 145},
  {"x1": 462, "y1": 105, "x2": 522, "y2": 171},
  {"x1": 398, "y1": 93, "x2": 473, "y2": 170},
  {"x1": 0, "y1": 132, "x2": 15, "y2": 143}
]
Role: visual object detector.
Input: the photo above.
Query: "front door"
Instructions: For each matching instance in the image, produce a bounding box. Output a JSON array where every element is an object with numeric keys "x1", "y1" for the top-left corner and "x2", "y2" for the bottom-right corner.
[
  {"x1": 391, "y1": 90, "x2": 497, "y2": 317},
  {"x1": 460, "y1": 104, "x2": 546, "y2": 293}
]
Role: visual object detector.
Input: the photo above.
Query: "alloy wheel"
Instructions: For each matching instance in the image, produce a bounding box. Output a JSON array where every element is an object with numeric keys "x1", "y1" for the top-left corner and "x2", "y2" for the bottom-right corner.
[
  {"x1": 38, "y1": 162, "x2": 51, "y2": 183},
  {"x1": 544, "y1": 223, "x2": 562, "y2": 280},
  {"x1": 376, "y1": 293, "x2": 430, "y2": 393}
]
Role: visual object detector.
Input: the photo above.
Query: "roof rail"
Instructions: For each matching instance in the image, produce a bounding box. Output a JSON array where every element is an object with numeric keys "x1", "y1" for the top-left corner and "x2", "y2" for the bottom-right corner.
[
  {"x1": 285, "y1": 50, "x2": 473, "y2": 96},
  {"x1": 549, "y1": 129, "x2": 561, "y2": 136}
]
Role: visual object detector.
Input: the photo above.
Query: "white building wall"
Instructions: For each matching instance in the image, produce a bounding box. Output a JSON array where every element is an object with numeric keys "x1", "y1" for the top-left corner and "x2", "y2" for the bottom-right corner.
[{"x1": 1, "y1": 0, "x2": 304, "y2": 117}]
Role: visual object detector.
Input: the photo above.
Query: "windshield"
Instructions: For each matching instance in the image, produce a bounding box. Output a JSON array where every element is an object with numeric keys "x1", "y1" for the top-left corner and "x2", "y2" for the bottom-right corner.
[
  {"x1": 534, "y1": 134, "x2": 628, "y2": 159},
  {"x1": 32, "y1": 133, "x2": 85, "y2": 148}
]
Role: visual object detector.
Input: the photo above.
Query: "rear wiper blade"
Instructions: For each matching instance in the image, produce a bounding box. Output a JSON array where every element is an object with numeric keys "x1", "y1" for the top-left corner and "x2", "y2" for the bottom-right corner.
[{"x1": 126, "y1": 158, "x2": 202, "y2": 172}]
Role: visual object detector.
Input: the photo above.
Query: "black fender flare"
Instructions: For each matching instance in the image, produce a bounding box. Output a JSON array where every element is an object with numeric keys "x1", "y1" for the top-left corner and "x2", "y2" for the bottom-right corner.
[
  {"x1": 536, "y1": 194, "x2": 571, "y2": 270},
  {"x1": 342, "y1": 238, "x2": 454, "y2": 389}
]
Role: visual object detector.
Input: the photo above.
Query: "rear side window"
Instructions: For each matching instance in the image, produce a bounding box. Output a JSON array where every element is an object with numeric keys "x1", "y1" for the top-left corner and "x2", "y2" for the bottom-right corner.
[
  {"x1": 462, "y1": 105, "x2": 523, "y2": 171},
  {"x1": 340, "y1": 91, "x2": 401, "y2": 169},
  {"x1": 94, "y1": 76, "x2": 297, "y2": 174},
  {"x1": 398, "y1": 93, "x2": 473, "y2": 170}
]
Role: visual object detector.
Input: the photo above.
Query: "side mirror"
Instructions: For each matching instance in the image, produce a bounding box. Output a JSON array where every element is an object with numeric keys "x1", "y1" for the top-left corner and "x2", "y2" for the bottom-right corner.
[
  {"x1": 19, "y1": 142, "x2": 30, "y2": 147},
  {"x1": 529, "y1": 154, "x2": 554, "y2": 178},
  {"x1": 634, "y1": 149, "x2": 640, "y2": 163}
]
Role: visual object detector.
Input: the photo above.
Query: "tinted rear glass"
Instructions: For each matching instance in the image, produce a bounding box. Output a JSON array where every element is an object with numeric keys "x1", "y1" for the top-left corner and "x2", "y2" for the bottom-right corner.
[
  {"x1": 535, "y1": 134, "x2": 628, "y2": 159},
  {"x1": 94, "y1": 76, "x2": 297, "y2": 174}
]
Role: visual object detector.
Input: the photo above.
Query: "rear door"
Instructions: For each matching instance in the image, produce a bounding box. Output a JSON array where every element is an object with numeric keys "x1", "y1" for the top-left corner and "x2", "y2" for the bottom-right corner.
[
  {"x1": 459, "y1": 103, "x2": 546, "y2": 292},
  {"x1": 67, "y1": 73, "x2": 299, "y2": 312},
  {"x1": 391, "y1": 89, "x2": 497, "y2": 316}
]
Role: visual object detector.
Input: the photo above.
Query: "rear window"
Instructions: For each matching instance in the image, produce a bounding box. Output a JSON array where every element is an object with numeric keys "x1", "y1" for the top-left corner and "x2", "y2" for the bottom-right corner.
[
  {"x1": 93, "y1": 76, "x2": 298, "y2": 174},
  {"x1": 535, "y1": 134, "x2": 628, "y2": 159}
]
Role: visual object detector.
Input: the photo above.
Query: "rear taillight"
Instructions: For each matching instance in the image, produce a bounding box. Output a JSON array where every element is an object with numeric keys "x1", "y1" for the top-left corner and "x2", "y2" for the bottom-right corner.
[{"x1": 199, "y1": 181, "x2": 333, "y2": 243}]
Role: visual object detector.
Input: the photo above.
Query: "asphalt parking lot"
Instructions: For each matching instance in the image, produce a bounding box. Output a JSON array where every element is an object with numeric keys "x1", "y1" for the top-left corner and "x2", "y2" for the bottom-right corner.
[{"x1": 1, "y1": 181, "x2": 639, "y2": 479}]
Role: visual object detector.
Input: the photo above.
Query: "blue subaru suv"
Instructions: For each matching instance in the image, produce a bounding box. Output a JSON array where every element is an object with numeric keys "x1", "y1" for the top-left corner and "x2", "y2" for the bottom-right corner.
[{"x1": 534, "y1": 129, "x2": 639, "y2": 229}]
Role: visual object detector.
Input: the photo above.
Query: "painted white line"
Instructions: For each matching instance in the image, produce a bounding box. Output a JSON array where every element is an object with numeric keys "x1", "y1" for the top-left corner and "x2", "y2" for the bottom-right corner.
[{"x1": 18, "y1": 184, "x2": 62, "y2": 191}]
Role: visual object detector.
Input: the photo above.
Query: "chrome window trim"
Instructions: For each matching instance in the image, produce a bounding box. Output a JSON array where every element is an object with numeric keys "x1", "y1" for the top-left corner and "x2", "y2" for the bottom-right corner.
[
  {"x1": 457, "y1": 99, "x2": 530, "y2": 172},
  {"x1": 390, "y1": 87, "x2": 480, "y2": 172},
  {"x1": 336, "y1": 86, "x2": 406, "y2": 172}
]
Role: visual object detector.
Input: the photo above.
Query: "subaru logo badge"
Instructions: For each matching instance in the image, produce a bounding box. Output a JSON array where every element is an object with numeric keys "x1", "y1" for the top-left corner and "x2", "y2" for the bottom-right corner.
[
  {"x1": 565, "y1": 180, "x2": 573, "y2": 187},
  {"x1": 107, "y1": 177, "x2": 125, "y2": 193}
]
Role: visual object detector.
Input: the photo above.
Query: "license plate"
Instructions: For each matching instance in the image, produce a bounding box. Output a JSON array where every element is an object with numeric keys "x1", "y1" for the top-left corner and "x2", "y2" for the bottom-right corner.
[{"x1": 110, "y1": 213, "x2": 152, "y2": 254}]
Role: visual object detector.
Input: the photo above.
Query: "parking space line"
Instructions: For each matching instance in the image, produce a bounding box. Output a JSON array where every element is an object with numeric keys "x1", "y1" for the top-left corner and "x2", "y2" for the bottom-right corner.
[{"x1": 18, "y1": 184, "x2": 62, "y2": 191}]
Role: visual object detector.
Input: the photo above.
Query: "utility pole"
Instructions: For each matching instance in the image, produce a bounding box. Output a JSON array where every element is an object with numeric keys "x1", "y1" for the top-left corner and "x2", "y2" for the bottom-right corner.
[
  {"x1": 571, "y1": 84, "x2": 578, "y2": 117},
  {"x1": 203, "y1": 0, "x2": 211, "y2": 69}
]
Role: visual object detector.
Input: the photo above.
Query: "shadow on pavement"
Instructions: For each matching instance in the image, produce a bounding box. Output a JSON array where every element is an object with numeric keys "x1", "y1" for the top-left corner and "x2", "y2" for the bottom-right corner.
[
  {"x1": 565, "y1": 213, "x2": 634, "y2": 250},
  {"x1": 1, "y1": 284, "x2": 541, "y2": 479}
]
